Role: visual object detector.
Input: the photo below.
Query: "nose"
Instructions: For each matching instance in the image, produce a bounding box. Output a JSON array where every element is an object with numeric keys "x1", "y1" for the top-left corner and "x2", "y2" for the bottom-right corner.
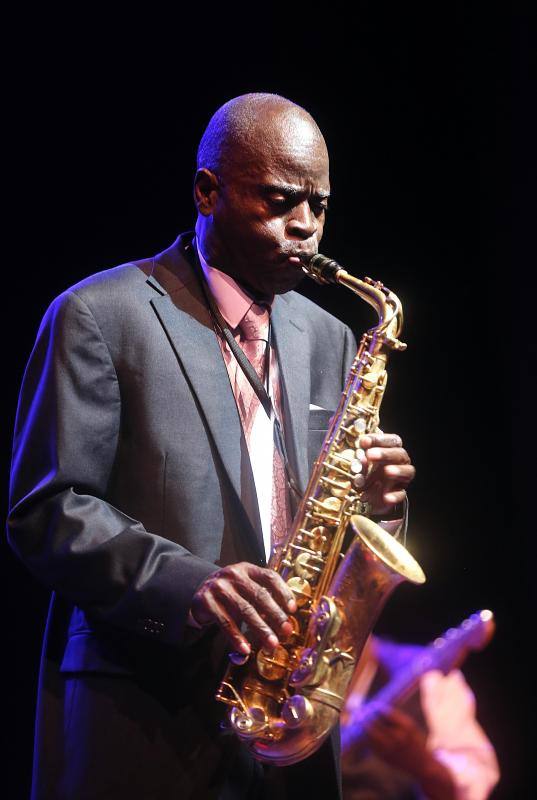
[{"x1": 286, "y1": 200, "x2": 318, "y2": 241}]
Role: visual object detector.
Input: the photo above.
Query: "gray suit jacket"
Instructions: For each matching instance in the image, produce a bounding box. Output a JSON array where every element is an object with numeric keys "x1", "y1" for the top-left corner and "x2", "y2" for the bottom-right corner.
[{"x1": 8, "y1": 232, "x2": 357, "y2": 798}]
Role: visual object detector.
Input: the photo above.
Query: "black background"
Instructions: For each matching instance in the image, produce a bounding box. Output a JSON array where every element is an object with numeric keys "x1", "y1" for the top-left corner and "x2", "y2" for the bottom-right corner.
[{"x1": 3, "y1": 6, "x2": 534, "y2": 797}]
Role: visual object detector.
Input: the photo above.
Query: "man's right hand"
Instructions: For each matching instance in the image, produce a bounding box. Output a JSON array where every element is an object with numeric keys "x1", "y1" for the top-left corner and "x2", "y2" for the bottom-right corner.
[{"x1": 190, "y1": 562, "x2": 298, "y2": 656}]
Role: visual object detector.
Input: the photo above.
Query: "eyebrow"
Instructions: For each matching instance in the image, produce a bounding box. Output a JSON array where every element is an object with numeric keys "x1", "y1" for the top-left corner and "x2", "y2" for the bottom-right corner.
[{"x1": 260, "y1": 183, "x2": 330, "y2": 201}]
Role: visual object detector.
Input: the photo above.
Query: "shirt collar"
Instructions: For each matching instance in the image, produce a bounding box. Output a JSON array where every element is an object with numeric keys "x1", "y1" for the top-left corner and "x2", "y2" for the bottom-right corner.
[{"x1": 196, "y1": 238, "x2": 273, "y2": 329}]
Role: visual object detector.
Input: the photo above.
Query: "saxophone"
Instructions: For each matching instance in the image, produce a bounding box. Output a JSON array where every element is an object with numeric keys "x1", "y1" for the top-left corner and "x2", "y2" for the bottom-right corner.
[{"x1": 216, "y1": 253, "x2": 426, "y2": 765}]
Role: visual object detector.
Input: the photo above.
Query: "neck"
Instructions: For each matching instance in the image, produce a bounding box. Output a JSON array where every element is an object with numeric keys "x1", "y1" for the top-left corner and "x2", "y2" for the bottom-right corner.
[
  {"x1": 195, "y1": 218, "x2": 227, "y2": 273},
  {"x1": 194, "y1": 222, "x2": 273, "y2": 305}
]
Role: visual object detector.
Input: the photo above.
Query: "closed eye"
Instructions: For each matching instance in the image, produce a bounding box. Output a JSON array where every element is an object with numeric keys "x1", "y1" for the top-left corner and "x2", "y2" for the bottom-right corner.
[
  {"x1": 261, "y1": 183, "x2": 330, "y2": 215},
  {"x1": 266, "y1": 194, "x2": 329, "y2": 216},
  {"x1": 311, "y1": 200, "x2": 329, "y2": 215}
]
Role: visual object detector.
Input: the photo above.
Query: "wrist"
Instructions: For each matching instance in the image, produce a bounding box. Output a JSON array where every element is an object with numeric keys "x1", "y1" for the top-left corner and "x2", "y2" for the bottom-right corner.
[
  {"x1": 373, "y1": 494, "x2": 409, "y2": 541},
  {"x1": 372, "y1": 503, "x2": 405, "y2": 522}
]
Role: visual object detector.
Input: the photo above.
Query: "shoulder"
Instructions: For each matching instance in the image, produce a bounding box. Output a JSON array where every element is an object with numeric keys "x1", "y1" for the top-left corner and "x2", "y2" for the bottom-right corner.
[
  {"x1": 42, "y1": 260, "x2": 153, "y2": 329},
  {"x1": 27, "y1": 261, "x2": 155, "y2": 364},
  {"x1": 65, "y1": 260, "x2": 151, "y2": 310}
]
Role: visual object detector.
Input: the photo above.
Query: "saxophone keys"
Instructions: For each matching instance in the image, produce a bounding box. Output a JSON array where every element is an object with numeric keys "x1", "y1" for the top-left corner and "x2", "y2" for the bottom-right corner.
[
  {"x1": 361, "y1": 372, "x2": 378, "y2": 389},
  {"x1": 350, "y1": 459, "x2": 362, "y2": 474},
  {"x1": 322, "y1": 496, "x2": 342, "y2": 513},
  {"x1": 322, "y1": 476, "x2": 351, "y2": 497},
  {"x1": 281, "y1": 614, "x2": 300, "y2": 642},
  {"x1": 294, "y1": 551, "x2": 322, "y2": 581},
  {"x1": 281, "y1": 695, "x2": 313, "y2": 728},
  {"x1": 332, "y1": 482, "x2": 351, "y2": 498},
  {"x1": 352, "y1": 474, "x2": 366, "y2": 489},
  {"x1": 310, "y1": 526, "x2": 330, "y2": 554},
  {"x1": 287, "y1": 576, "x2": 313, "y2": 607},
  {"x1": 230, "y1": 705, "x2": 267, "y2": 736},
  {"x1": 289, "y1": 647, "x2": 317, "y2": 686},
  {"x1": 257, "y1": 645, "x2": 290, "y2": 681}
]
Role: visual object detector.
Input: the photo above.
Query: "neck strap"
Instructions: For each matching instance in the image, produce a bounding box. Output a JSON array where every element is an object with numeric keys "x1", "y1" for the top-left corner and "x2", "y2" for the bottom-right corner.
[{"x1": 191, "y1": 245, "x2": 302, "y2": 501}]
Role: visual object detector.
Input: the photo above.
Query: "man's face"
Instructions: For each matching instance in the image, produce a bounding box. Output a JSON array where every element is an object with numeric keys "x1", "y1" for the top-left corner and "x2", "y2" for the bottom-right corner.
[{"x1": 198, "y1": 115, "x2": 330, "y2": 296}]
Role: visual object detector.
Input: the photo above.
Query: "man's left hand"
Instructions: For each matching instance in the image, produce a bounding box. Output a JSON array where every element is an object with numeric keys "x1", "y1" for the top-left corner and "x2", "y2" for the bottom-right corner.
[{"x1": 358, "y1": 433, "x2": 415, "y2": 516}]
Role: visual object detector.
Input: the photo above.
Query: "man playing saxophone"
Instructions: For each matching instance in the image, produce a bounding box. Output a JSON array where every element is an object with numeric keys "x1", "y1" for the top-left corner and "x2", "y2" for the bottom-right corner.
[{"x1": 8, "y1": 93, "x2": 416, "y2": 800}]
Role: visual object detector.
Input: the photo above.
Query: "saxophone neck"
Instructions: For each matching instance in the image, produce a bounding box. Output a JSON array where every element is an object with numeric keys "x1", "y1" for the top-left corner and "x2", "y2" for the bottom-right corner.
[{"x1": 301, "y1": 253, "x2": 406, "y2": 352}]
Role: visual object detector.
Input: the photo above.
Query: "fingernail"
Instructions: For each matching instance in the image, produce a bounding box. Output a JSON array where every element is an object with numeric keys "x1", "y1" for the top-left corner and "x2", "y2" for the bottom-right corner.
[
  {"x1": 281, "y1": 620, "x2": 293, "y2": 635},
  {"x1": 386, "y1": 465, "x2": 400, "y2": 476},
  {"x1": 368, "y1": 448, "x2": 382, "y2": 459},
  {"x1": 384, "y1": 493, "x2": 398, "y2": 503},
  {"x1": 360, "y1": 435, "x2": 371, "y2": 448},
  {"x1": 268, "y1": 634, "x2": 279, "y2": 649},
  {"x1": 288, "y1": 598, "x2": 297, "y2": 613},
  {"x1": 230, "y1": 650, "x2": 250, "y2": 665},
  {"x1": 239, "y1": 641, "x2": 251, "y2": 654}
]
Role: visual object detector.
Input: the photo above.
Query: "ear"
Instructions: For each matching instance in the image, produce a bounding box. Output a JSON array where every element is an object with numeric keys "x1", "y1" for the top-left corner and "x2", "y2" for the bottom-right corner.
[{"x1": 194, "y1": 169, "x2": 220, "y2": 216}]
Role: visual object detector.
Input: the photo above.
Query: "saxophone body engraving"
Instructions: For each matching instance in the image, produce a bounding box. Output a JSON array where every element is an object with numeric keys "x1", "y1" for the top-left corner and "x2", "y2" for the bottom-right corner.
[{"x1": 216, "y1": 254, "x2": 426, "y2": 765}]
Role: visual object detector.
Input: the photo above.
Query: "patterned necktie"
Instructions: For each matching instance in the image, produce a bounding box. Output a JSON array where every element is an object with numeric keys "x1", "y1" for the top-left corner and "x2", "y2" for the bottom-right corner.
[
  {"x1": 234, "y1": 303, "x2": 292, "y2": 555},
  {"x1": 235, "y1": 303, "x2": 269, "y2": 439}
]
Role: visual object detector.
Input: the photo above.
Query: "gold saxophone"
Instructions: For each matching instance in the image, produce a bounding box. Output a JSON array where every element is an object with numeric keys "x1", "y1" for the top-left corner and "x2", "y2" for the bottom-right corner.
[{"x1": 216, "y1": 253, "x2": 426, "y2": 765}]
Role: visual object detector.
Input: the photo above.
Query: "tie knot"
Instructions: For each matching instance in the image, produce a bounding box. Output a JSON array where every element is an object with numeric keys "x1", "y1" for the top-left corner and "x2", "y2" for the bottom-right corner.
[{"x1": 240, "y1": 302, "x2": 270, "y2": 341}]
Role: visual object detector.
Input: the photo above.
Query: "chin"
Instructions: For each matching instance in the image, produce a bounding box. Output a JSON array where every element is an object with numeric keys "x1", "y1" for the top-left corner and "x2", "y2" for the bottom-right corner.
[{"x1": 269, "y1": 268, "x2": 305, "y2": 295}]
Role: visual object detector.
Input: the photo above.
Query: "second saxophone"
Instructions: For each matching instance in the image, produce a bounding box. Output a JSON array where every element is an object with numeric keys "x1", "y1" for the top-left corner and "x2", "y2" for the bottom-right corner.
[{"x1": 216, "y1": 253, "x2": 426, "y2": 765}]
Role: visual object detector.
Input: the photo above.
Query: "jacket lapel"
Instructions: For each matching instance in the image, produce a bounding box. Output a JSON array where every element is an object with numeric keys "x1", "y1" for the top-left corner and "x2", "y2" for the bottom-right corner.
[
  {"x1": 271, "y1": 295, "x2": 311, "y2": 495},
  {"x1": 145, "y1": 234, "x2": 265, "y2": 562}
]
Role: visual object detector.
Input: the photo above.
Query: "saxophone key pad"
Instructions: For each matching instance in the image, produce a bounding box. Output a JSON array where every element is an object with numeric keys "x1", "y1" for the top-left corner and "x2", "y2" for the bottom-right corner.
[
  {"x1": 257, "y1": 645, "x2": 290, "y2": 681},
  {"x1": 319, "y1": 496, "x2": 342, "y2": 513},
  {"x1": 310, "y1": 526, "x2": 330, "y2": 554},
  {"x1": 281, "y1": 695, "x2": 313, "y2": 728},
  {"x1": 329, "y1": 479, "x2": 351, "y2": 498},
  {"x1": 294, "y1": 551, "x2": 321, "y2": 581},
  {"x1": 230, "y1": 706, "x2": 267, "y2": 736},
  {"x1": 286, "y1": 576, "x2": 312, "y2": 607},
  {"x1": 289, "y1": 647, "x2": 317, "y2": 685}
]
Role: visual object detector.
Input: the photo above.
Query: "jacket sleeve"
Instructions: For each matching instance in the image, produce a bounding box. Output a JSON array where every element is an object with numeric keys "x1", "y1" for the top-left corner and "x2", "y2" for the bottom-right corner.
[{"x1": 7, "y1": 289, "x2": 218, "y2": 647}]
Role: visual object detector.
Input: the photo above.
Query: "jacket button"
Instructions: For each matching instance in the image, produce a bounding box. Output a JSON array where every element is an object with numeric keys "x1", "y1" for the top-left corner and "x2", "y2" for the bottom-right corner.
[
  {"x1": 140, "y1": 618, "x2": 165, "y2": 635},
  {"x1": 139, "y1": 618, "x2": 164, "y2": 635}
]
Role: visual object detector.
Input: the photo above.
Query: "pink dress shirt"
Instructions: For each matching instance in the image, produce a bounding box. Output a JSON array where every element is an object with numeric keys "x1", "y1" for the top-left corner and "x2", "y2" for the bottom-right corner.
[{"x1": 197, "y1": 241, "x2": 287, "y2": 562}]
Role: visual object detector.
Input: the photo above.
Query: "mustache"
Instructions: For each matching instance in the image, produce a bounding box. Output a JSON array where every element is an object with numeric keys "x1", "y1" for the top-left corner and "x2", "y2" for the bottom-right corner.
[{"x1": 279, "y1": 247, "x2": 317, "y2": 262}]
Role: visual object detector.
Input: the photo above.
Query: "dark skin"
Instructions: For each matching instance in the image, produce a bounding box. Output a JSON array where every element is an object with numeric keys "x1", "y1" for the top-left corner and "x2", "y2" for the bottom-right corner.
[{"x1": 190, "y1": 102, "x2": 416, "y2": 655}]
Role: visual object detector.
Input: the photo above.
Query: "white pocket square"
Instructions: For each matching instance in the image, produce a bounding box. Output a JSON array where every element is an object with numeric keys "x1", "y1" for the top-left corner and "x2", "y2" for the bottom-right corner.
[{"x1": 309, "y1": 404, "x2": 328, "y2": 411}]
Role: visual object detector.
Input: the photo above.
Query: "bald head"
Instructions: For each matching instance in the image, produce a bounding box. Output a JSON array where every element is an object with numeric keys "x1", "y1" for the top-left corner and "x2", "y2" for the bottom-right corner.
[
  {"x1": 197, "y1": 93, "x2": 326, "y2": 179},
  {"x1": 194, "y1": 93, "x2": 330, "y2": 296}
]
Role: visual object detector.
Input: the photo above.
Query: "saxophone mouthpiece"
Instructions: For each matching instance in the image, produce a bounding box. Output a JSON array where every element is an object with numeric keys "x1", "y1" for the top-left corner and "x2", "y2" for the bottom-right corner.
[{"x1": 301, "y1": 253, "x2": 341, "y2": 285}]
